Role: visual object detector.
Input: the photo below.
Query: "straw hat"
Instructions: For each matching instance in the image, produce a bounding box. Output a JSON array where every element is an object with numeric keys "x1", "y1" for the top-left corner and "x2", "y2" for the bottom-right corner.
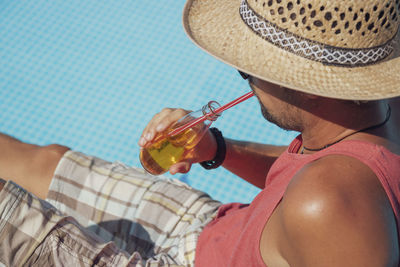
[{"x1": 183, "y1": 0, "x2": 400, "y2": 100}]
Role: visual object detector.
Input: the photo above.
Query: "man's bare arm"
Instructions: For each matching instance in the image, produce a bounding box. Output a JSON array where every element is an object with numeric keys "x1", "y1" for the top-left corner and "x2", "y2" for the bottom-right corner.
[
  {"x1": 222, "y1": 139, "x2": 286, "y2": 189},
  {"x1": 138, "y1": 107, "x2": 287, "y2": 188},
  {"x1": 0, "y1": 133, "x2": 69, "y2": 199},
  {"x1": 263, "y1": 155, "x2": 399, "y2": 266}
]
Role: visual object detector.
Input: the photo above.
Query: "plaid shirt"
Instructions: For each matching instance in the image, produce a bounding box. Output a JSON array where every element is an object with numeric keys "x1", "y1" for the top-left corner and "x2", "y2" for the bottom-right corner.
[{"x1": 0, "y1": 150, "x2": 221, "y2": 266}]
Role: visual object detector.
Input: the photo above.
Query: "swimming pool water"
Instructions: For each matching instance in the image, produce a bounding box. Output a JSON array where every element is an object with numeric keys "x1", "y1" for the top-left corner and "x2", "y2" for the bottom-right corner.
[{"x1": 0, "y1": 0, "x2": 298, "y2": 203}]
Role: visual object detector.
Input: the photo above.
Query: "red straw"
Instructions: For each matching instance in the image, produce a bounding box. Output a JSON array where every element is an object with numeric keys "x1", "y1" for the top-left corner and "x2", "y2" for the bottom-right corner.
[{"x1": 167, "y1": 91, "x2": 254, "y2": 137}]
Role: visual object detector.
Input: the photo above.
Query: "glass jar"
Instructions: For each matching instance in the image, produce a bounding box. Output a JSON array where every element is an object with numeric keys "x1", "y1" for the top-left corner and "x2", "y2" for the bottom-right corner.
[{"x1": 140, "y1": 101, "x2": 220, "y2": 175}]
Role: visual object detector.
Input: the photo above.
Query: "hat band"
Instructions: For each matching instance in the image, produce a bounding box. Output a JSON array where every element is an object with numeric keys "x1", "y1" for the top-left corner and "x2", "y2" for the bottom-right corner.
[{"x1": 239, "y1": 0, "x2": 395, "y2": 67}]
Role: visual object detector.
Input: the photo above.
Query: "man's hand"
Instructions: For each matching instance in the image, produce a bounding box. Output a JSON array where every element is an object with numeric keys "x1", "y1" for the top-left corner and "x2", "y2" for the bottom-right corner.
[{"x1": 138, "y1": 108, "x2": 217, "y2": 174}]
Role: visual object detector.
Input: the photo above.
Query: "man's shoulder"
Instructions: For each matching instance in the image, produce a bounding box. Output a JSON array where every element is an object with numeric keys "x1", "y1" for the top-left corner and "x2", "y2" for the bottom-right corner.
[
  {"x1": 282, "y1": 154, "x2": 384, "y2": 223},
  {"x1": 287, "y1": 153, "x2": 380, "y2": 195},
  {"x1": 275, "y1": 154, "x2": 399, "y2": 266}
]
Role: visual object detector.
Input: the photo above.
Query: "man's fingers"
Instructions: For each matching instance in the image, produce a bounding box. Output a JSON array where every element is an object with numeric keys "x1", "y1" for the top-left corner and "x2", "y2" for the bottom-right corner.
[
  {"x1": 169, "y1": 162, "x2": 192, "y2": 175},
  {"x1": 139, "y1": 108, "x2": 191, "y2": 147},
  {"x1": 139, "y1": 108, "x2": 174, "y2": 146}
]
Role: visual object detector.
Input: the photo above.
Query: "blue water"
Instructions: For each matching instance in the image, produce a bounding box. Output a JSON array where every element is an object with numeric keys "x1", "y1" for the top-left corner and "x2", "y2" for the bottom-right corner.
[{"x1": 0, "y1": 0, "x2": 297, "y2": 203}]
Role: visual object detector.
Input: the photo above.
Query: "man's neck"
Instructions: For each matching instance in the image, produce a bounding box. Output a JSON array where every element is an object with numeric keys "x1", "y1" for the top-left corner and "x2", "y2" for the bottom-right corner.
[{"x1": 300, "y1": 100, "x2": 391, "y2": 152}]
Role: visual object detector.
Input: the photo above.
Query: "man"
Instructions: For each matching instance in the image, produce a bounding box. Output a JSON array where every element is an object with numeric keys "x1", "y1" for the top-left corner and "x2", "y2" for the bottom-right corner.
[{"x1": 1, "y1": 0, "x2": 400, "y2": 266}]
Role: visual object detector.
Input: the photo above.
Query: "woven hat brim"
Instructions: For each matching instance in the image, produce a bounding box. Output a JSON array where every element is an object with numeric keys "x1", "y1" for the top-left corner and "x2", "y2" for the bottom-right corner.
[{"x1": 183, "y1": 0, "x2": 400, "y2": 100}]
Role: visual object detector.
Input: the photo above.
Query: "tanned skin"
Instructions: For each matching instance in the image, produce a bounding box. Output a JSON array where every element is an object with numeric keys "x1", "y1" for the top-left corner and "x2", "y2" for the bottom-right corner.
[
  {"x1": 1, "y1": 79, "x2": 400, "y2": 266},
  {"x1": 140, "y1": 77, "x2": 400, "y2": 266}
]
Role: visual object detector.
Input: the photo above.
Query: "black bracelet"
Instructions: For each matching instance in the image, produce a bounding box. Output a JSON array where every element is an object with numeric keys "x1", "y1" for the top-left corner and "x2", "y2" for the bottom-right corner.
[{"x1": 200, "y1": 128, "x2": 226, "y2": 170}]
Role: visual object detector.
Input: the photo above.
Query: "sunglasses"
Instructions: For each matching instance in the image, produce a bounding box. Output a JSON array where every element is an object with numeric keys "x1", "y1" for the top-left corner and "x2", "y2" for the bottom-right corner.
[{"x1": 238, "y1": 70, "x2": 250, "y2": 80}]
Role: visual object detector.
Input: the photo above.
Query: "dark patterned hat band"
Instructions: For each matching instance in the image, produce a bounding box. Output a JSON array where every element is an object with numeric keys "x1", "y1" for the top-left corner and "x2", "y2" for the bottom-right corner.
[{"x1": 239, "y1": 0, "x2": 396, "y2": 67}]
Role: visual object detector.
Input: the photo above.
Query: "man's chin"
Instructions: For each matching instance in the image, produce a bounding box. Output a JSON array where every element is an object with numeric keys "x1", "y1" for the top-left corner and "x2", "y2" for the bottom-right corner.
[
  {"x1": 261, "y1": 109, "x2": 301, "y2": 132},
  {"x1": 262, "y1": 110, "x2": 283, "y2": 128}
]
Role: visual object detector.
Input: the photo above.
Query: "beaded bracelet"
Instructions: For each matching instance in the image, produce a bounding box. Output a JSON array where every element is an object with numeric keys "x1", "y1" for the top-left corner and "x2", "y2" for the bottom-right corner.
[{"x1": 200, "y1": 127, "x2": 226, "y2": 170}]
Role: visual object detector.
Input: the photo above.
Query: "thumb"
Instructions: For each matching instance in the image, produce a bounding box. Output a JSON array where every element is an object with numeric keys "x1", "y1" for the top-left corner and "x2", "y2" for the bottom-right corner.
[{"x1": 169, "y1": 161, "x2": 192, "y2": 175}]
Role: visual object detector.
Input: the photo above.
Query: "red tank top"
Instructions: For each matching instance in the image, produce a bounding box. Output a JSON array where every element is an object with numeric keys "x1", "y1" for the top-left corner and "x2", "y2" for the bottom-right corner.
[{"x1": 195, "y1": 136, "x2": 400, "y2": 266}]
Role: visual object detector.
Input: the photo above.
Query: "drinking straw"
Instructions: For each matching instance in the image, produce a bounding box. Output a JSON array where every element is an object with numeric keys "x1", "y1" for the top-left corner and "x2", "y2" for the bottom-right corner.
[{"x1": 167, "y1": 91, "x2": 254, "y2": 137}]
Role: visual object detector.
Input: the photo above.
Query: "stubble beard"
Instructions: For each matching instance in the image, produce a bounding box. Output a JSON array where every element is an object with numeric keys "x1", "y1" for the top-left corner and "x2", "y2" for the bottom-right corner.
[{"x1": 260, "y1": 103, "x2": 303, "y2": 132}]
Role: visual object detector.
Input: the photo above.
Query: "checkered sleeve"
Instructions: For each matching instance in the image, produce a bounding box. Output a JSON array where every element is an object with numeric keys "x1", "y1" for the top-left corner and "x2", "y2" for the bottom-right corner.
[
  {"x1": 0, "y1": 149, "x2": 221, "y2": 266},
  {"x1": 0, "y1": 180, "x2": 149, "y2": 266},
  {"x1": 45, "y1": 150, "x2": 221, "y2": 266}
]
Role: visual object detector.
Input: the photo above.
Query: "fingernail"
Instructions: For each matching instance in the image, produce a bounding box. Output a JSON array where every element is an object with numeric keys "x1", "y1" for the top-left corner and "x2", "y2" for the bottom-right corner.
[
  {"x1": 156, "y1": 124, "x2": 165, "y2": 132},
  {"x1": 145, "y1": 132, "x2": 153, "y2": 140},
  {"x1": 139, "y1": 137, "x2": 145, "y2": 146}
]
